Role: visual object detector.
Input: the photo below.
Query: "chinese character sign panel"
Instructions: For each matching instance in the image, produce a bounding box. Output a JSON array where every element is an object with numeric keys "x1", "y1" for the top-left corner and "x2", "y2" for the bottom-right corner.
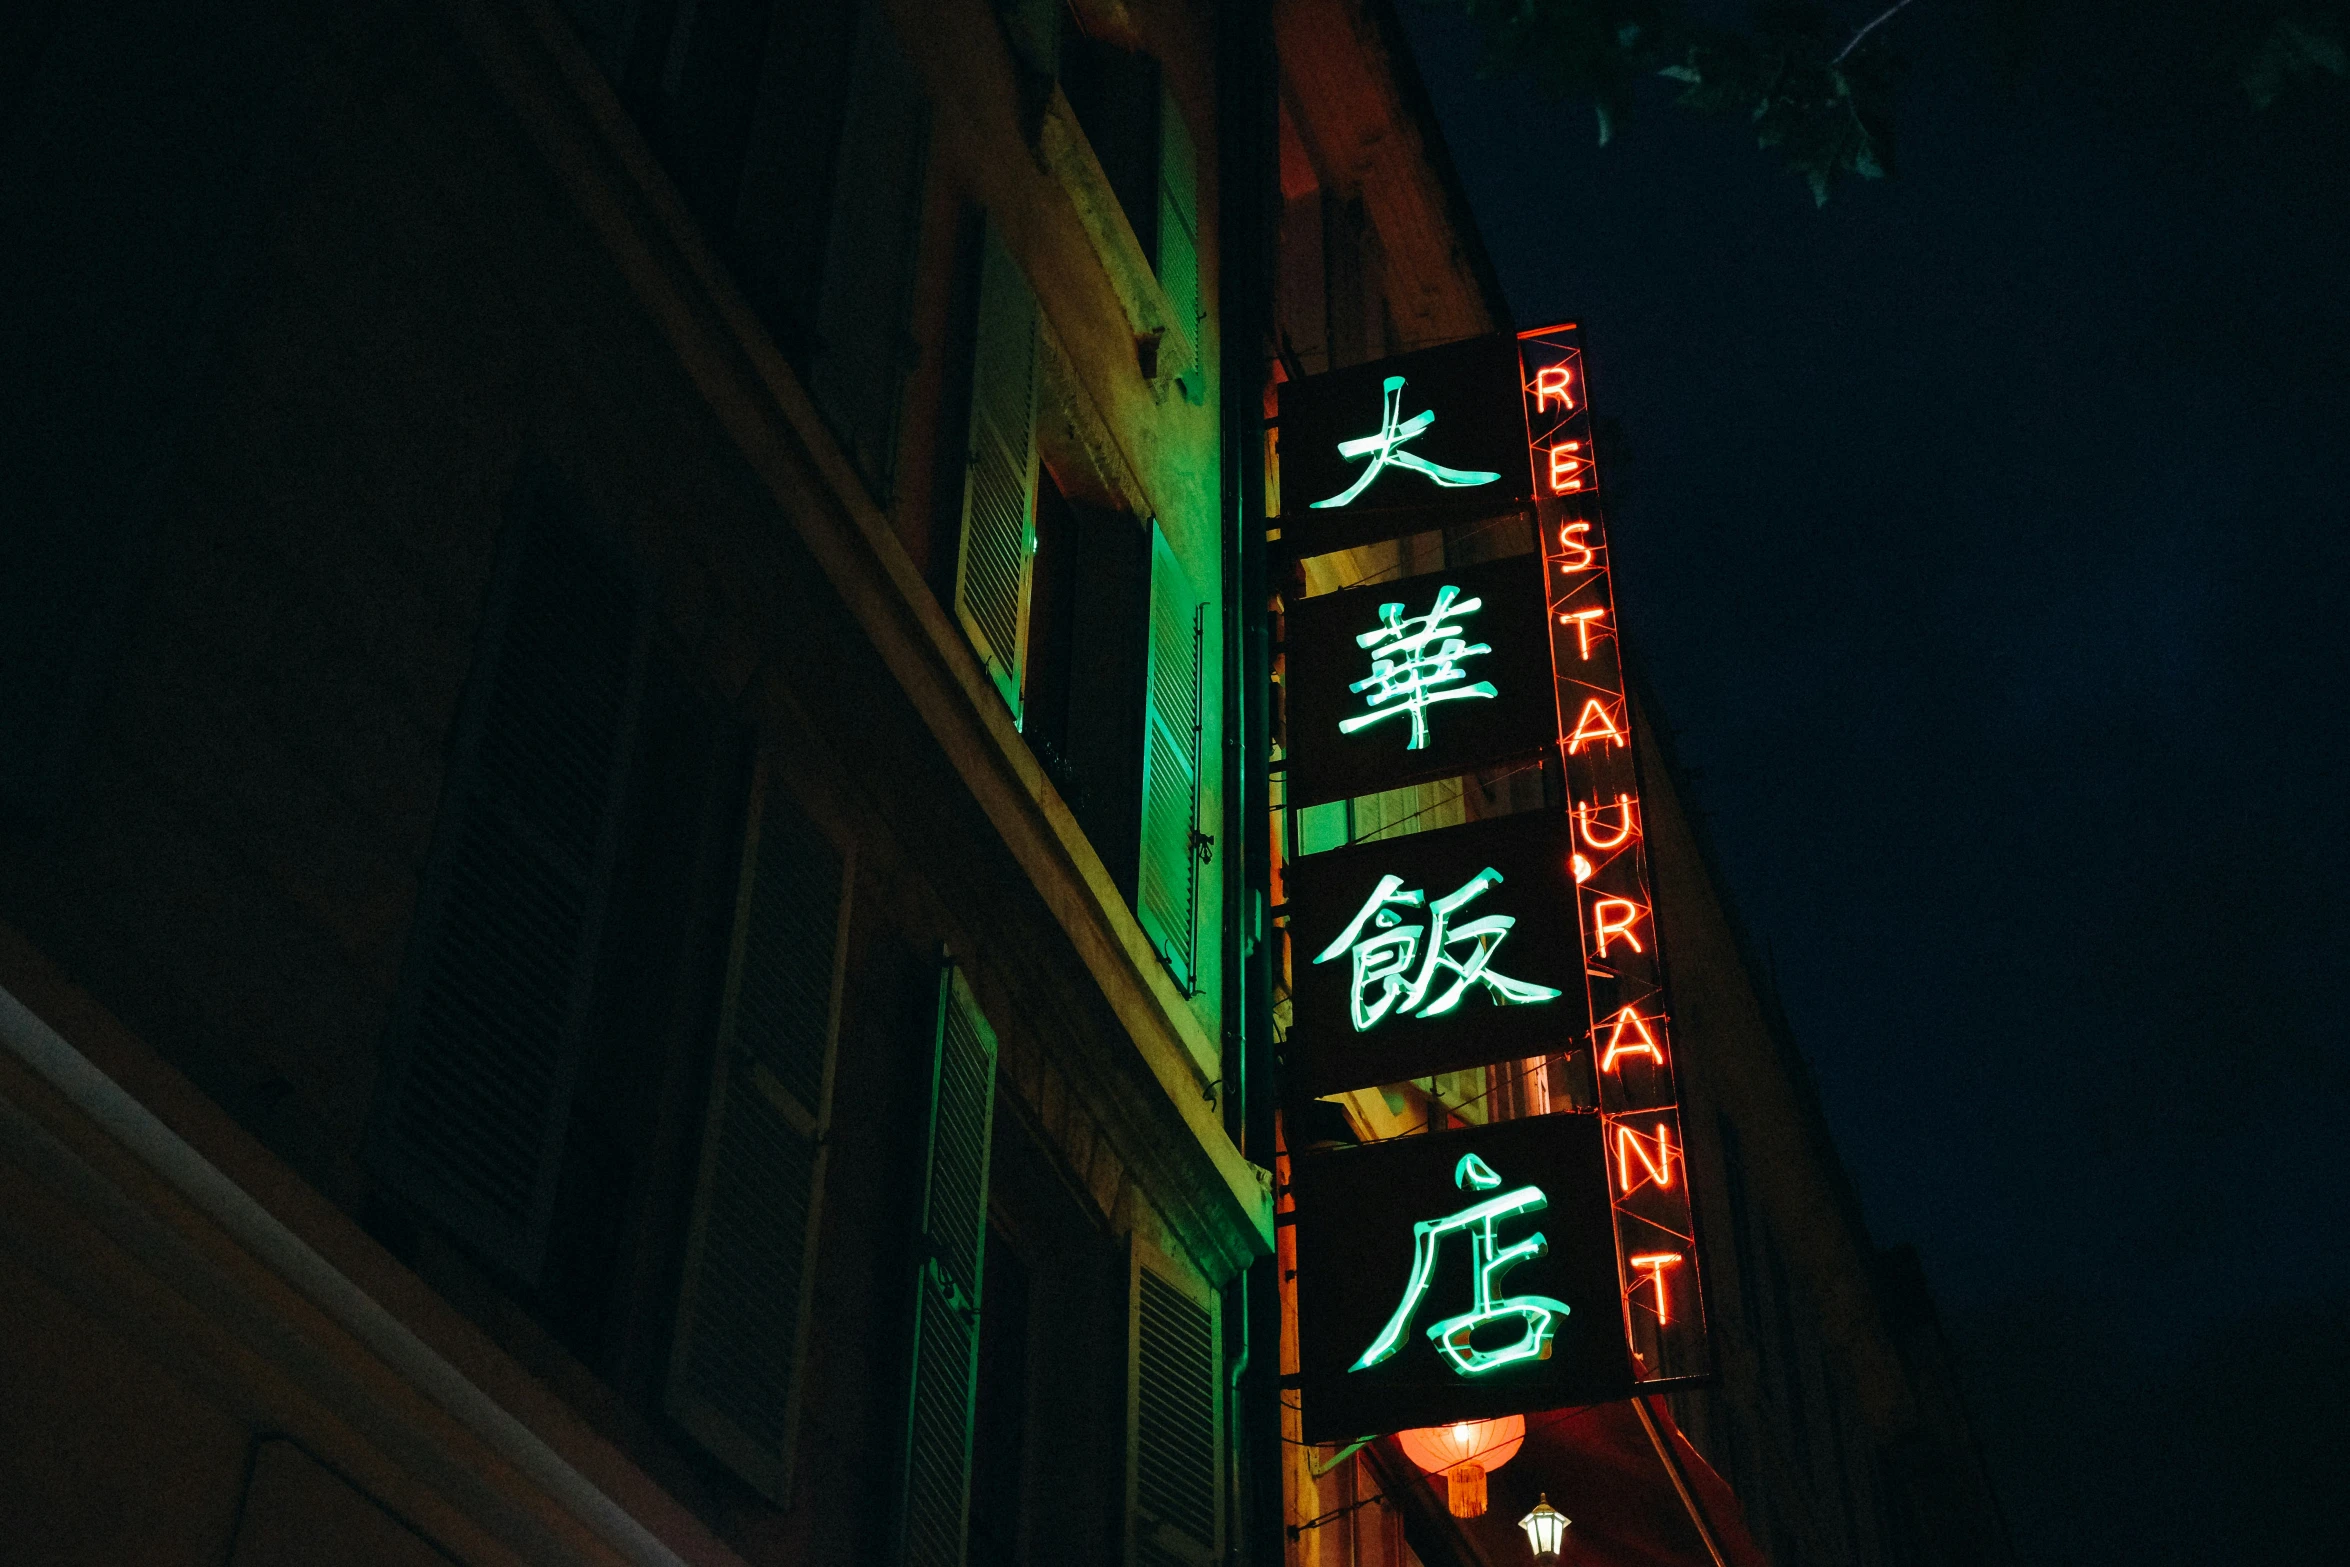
[
  {"x1": 1277, "y1": 334, "x2": 1530, "y2": 546},
  {"x1": 1284, "y1": 554, "x2": 1556, "y2": 809},
  {"x1": 1520, "y1": 321, "x2": 1710, "y2": 1384},
  {"x1": 1292, "y1": 1115, "x2": 1631, "y2": 1442},
  {"x1": 1284, "y1": 811, "x2": 1591, "y2": 1098}
]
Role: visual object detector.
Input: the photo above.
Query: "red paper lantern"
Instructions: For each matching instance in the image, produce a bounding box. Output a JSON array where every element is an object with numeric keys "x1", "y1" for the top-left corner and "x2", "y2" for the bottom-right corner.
[{"x1": 1395, "y1": 1417, "x2": 1526, "y2": 1518}]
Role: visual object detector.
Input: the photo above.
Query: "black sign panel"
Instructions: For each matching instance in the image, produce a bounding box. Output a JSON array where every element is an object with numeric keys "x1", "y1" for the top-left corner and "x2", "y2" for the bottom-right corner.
[
  {"x1": 1293, "y1": 1114, "x2": 1632, "y2": 1442},
  {"x1": 1278, "y1": 334, "x2": 1530, "y2": 548},
  {"x1": 1285, "y1": 810, "x2": 1589, "y2": 1098},
  {"x1": 1285, "y1": 554, "x2": 1555, "y2": 809}
]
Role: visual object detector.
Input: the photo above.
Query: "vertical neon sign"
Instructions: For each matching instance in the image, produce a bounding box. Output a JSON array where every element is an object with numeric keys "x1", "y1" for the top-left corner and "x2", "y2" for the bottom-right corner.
[{"x1": 1518, "y1": 323, "x2": 1710, "y2": 1385}]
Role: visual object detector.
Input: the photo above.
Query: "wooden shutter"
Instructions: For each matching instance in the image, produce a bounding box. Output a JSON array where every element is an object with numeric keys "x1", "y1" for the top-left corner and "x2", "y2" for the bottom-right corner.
[
  {"x1": 1156, "y1": 84, "x2": 1204, "y2": 405},
  {"x1": 665, "y1": 767, "x2": 851, "y2": 1503},
  {"x1": 804, "y1": 1, "x2": 930, "y2": 496},
  {"x1": 894, "y1": 963, "x2": 1000, "y2": 1567},
  {"x1": 367, "y1": 480, "x2": 644, "y2": 1281},
  {"x1": 1137, "y1": 524, "x2": 1203, "y2": 992},
  {"x1": 1126, "y1": 1248, "x2": 1223, "y2": 1567},
  {"x1": 953, "y1": 225, "x2": 1041, "y2": 719}
]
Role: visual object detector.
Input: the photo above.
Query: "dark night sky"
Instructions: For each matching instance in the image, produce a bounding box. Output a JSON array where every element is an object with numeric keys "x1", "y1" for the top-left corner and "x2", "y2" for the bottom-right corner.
[{"x1": 1394, "y1": 4, "x2": 2350, "y2": 1560}]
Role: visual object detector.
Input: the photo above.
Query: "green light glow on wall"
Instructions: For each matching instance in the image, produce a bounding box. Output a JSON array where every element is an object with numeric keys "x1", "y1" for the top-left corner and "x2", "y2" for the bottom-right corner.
[
  {"x1": 1310, "y1": 376, "x2": 1501, "y2": 509},
  {"x1": 1350, "y1": 1158, "x2": 1573, "y2": 1377},
  {"x1": 1337, "y1": 583, "x2": 1496, "y2": 751},
  {"x1": 1310, "y1": 868, "x2": 1564, "y2": 1031}
]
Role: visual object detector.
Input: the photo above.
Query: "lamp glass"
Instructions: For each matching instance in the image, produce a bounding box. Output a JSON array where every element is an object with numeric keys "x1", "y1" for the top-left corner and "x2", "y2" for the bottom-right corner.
[{"x1": 1518, "y1": 1494, "x2": 1570, "y2": 1559}]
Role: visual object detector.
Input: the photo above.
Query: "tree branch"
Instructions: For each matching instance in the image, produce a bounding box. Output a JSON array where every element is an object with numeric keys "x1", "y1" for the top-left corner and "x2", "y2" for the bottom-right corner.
[{"x1": 1835, "y1": 0, "x2": 1918, "y2": 63}]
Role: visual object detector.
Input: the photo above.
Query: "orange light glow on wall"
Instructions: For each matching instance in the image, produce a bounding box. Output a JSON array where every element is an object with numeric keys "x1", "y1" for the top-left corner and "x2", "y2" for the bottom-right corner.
[
  {"x1": 1532, "y1": 364, "x2": 1574, "y2": 412},
  {"x1": 1590, "y1": 898, "x2": 1645, "y2": 955},
  {"x1": 1555, "y1": 607, "x2": 1607, "y2": 659},
  {"x1": 1555, "y1": 522, "x2": 1595, "y2": 570},
  {"x1": 1597, "y1": 1006, "x2": 1666, "y2": 1072},
  {"x1": 1565, "y1": 698, "x2": 1625, "y2": 753},
  {"x1": 1575, "y1": 793, "x2": 1638, "y2": 850},
  {"x1": 1628, "y1": 1253, "x2": 1685, "y2": 1322},
  {"x1": 1614, "y1": 1121, "x2": 1677, "y2": 1193}
]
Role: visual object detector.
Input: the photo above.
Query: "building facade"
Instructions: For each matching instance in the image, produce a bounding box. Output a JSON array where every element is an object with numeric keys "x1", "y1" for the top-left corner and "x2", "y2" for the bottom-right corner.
[
  {"x1": 0, "y1": 2, "x2": 2005, "y2": 1566},
  {"x1": 3, "y1": 0, "x2": 1274, "y2": 1563}
]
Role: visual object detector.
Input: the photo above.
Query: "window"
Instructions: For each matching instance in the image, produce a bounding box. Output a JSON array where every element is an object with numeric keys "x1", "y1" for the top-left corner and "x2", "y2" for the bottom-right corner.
[
  {"x1": 952, "y1": 223, "x2": 1042, "y2": 721},
  {"x1": 365, "y1": 472, "x2": 861, "y2": 1509},
  {"x1": 365, "y1": 473, "x2": 650, "y2": 1283},
  {"x1": 968, "y1": 1227, "x2": 1031, "y2": 1567},
  {"x1": 1051, "y1": 23, "x2": 1203, "y2": 400},
  {"x1": 891, "y1": 962, "x2": 1001, "y2": 1566},
  {"x1": 1126, "y1": 1248, "x2": 1222, "y2": 1567},
  {"x1": 665, "y1": 762, "x2": 854, "y2": 1502},
  {"x1": 559, "y1": 0, "x2": 931, "y2": 496},
  {"x1": 1138, "y1": 523, "x2": 1206, "y2": 992}
]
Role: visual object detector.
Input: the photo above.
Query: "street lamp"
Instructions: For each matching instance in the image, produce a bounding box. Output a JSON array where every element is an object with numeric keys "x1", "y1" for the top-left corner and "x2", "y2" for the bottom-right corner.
[{"x1": 1518, "y1": 1494, "x2": 1570, "y2": 1562}]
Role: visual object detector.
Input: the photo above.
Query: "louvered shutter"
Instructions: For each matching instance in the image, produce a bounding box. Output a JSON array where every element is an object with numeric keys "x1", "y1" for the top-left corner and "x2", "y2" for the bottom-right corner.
[
  {"x1": 893, "y1": 963, "x2": 1000, "y2": 1567},
  {"x1": 665, "y1": 768, "x2": 851, "y2": 1503},
  {"x1": 1156, "y1": 85, "x2": 1203, "y2": 405},
  {"x1": 1127, "y1": 1250, "x2": 1223, "y2": 1567},
  {"x1": 367, "y1": 482, "x2": 644, "y2": 1281},
  {"x1": 953, "y1": 226, "x2": 1041, "y2": 719},
  {"x1": 804, "y1": 2, "x2": 930, "y2": 496},
  {"x1": 1136, "y1": 524, "x2": 1203, "y2": 992}
]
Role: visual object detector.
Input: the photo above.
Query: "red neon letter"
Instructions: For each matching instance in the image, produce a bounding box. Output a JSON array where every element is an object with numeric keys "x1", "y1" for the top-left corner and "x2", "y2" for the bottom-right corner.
[
  {"x1": 1616, "y1": 1122, "x2": 1673, "y2": 1193},
  {"x1": 1566, "y1": 698, "x2": 1626, "y2": 753},
  {"x1": 1598, "y1": 1006, "x2": 1666, "y2": 1072},
  {"x1": 1628, "y1": 1253, "x2": 1685, "y2": 1323},
  {"x1": 1548, "y1": 441, "x2": 1586, "y2": 493},
  {"x1": 1576, "y1": 793, "x2": 1638, "y2": 850},
  {"x1": 1555, "y1": 522, "x2": 1595, "y2": 571},
  {"x1": 1533, "y1": 364, "x2": 1574, "y2": 412},
  {"x1": 1591, "y1": 898, "x2": 1644, "y2": 955},
  {"x1": 1556, "y1": 607, "x2": 1606, "y2": 660},
  {"x1": 1615, "y1": 1121, "x2": 1677, "y2": 1192}
]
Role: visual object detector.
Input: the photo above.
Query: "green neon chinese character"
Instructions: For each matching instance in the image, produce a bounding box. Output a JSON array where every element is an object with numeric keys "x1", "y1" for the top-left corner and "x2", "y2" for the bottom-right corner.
[
  {"x1": 1310, "y1": 868, "x2": 1564, "y2": 1031},
  {"x1": 1351, "y1": 1153, "x2": 1575, "y2": 1377},
  {"x1": 1310, "y1": 375, "x2": 1502, "y2": 510},
  {"x1": 1339, "y1": 583, "x2": 1497, "y2": 751}
]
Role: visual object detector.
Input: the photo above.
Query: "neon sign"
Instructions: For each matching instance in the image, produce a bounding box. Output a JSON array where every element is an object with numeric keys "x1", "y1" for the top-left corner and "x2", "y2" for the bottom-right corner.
[
  {"x1": 1290, "y1": 1111, "x2": 1631, "y2": 1440},
  {"x1": 1310, "y1": 375, "x2": 1503, "y2": 509},
  {"x1": 1351, "y1": 1153, "x2": 1574, "y2": 1377},
  {"x1": 1310, "y1": 867, "x2": 1564, "y2": 1030},
  {"x1": 1521, "y1": 320, "x2": 1708, "y2": 1381},
  {"x1": 1284, "y1": 554, "x2": 1556, "y2": 811},
  {"x1": 1338, "y1": 584, "x2": 1497, "y2": 749},
  {"x1": 1283, "y1": 810, "x2": 1588, "y2": 1097}
]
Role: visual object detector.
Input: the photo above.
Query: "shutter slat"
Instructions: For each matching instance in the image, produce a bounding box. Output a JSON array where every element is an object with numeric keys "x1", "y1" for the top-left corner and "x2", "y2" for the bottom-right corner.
[
  {"x1": 667, "y1": 773, "x2": 851, "y2": 1504},
  {"x1": 1130, "y1": 1263, "x2": 1221, "y2": 1567},
  {"x1": 1136, "y1": 526, "x2": 1202, "y2": 990},
  {"x1": 902, "y1": 1267, "x2": 980, "y2": 1567},
  {"x1": 893, "y1": 964, "x2": 999, "y2": 1567},
  {"x1": 367, "y1": 488, "x2": 639, "y2": 1276},
  {"x1": 954, "y1": 227, "x2": 1039, "y2": 715}
]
